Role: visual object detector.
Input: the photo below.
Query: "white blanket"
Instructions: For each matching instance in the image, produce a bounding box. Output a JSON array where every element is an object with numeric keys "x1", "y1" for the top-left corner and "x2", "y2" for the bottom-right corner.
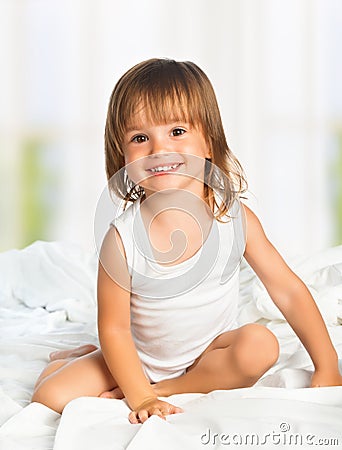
[{"x1": 0, "y1": 240, "x2": 341, "y2": 449}]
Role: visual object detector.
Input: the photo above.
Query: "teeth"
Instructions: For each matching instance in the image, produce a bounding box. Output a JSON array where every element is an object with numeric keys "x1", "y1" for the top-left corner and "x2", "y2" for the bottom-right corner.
[{"x1": 150, "y1": 163, "x2": 181, "y2": 173}]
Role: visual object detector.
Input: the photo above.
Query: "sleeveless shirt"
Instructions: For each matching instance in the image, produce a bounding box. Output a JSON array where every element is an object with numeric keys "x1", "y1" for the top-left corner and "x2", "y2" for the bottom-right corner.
[{"x1": 110, "y1": 197, "x2": 245, "y2": 382}]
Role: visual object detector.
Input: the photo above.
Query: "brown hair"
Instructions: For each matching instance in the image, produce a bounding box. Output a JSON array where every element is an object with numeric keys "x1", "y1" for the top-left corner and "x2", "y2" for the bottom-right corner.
[{"x1": 104, "y1": 58, "x2": 247, "y2": 220}]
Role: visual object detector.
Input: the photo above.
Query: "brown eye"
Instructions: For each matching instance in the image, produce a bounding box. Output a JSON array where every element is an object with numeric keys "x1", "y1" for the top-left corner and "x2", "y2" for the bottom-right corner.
[
  {"x1": 132, "y1": 135, "x2": 148, "y2": 143},
  {"x1": 172, "y1": 128, "x2": 186, "y2": 137}
]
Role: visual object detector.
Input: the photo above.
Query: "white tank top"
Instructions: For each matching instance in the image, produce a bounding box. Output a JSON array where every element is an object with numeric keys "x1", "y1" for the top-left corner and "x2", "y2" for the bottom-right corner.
[{"x1": 110, "y1": 197, "x2": 245, "y2": 382}]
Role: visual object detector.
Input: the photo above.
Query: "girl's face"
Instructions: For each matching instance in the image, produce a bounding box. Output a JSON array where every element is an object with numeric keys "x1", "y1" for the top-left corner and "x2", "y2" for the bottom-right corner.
[{"x1": 122, "y1": 110, "x2": 211, "y2": 199}]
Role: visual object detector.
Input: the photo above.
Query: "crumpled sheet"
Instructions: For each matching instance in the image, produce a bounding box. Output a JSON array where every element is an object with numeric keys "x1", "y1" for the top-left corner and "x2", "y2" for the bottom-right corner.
[{"x1": 0, "y1": 240, "x2": 341, "y2": 449}]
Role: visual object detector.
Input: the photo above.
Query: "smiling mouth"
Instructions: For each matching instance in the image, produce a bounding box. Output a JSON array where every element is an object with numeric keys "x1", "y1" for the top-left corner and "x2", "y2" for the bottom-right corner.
[{"x1": 146, "y1": 162, "x2": 184, "y2": 174}]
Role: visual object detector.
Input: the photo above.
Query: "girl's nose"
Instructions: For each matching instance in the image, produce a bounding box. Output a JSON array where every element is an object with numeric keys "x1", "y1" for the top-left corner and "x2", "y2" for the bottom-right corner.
[{"x1": 149, "y1": 136, "x2": 169, "y2": 155}]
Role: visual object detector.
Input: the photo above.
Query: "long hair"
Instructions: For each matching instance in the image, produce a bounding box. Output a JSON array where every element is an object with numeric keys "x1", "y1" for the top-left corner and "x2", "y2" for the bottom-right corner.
[{"x1": 104, "y1": 58, "x2": 247, "y2": 220}]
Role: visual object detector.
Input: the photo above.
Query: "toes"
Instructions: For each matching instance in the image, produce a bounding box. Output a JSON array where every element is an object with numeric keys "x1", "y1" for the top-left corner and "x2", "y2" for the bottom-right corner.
[
  {"x1": 99, "y1": 388, "x2": 124, "y2": 399},
  {"x1": 80, "y1": 344, "x2": 98, "y2": 353},
  {"x1": 72, "y1": 344, "x2": 98, "y2": 357},
  {"x1": 49, "y1": 344, "x2": 98, "y2": 361},
  {"x1": 49, "y1": 350, "x2": 70, "y2": 361},
  {"x1": 49, "y1": 351, "x2": 61, "y2": 361},
  {"x1": 99, "y1": 391, "x2": 115, "y2": 399}
]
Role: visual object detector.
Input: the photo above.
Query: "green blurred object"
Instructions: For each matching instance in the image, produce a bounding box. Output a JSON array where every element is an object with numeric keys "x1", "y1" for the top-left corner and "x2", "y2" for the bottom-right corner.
[{"x1": 19, "y1": 137, "x2": 58, "y2": 248}]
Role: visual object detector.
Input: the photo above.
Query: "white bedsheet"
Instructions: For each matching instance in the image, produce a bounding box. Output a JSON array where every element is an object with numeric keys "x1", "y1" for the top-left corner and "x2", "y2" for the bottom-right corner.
[{"x1": 0, "y1": 240, "x2": 341, "y2": 449}]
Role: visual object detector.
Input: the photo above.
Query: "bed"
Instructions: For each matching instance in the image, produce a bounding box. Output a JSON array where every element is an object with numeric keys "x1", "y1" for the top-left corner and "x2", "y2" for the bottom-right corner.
[{"x1": 0, "y1": 240, "x2": 341, "y2": 449}]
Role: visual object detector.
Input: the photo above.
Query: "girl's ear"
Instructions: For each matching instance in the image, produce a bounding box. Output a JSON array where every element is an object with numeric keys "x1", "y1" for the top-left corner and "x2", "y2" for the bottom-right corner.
[{"x1": 205, "y1": 148, "x2": 212, "y2": 160}]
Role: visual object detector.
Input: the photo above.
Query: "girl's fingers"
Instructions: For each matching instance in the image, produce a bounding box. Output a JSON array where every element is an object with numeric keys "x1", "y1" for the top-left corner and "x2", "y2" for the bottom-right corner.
[
  {"x1": 128, "y1": 401, "x2": 184, "y2": 424},
  {"x1": 171, "y1": 406, "x2": 184, "y2": 414},
  {"x1": 138, "y1": 409, "x2": 149, "y2": 423},
  {"x1": 152, "y1": 408, "x2": 166, "y2": 420},
  {"x1": 128, "y1": 411, "x2": 139, "y2": 424},
  {"x1": 164, "y1": 404, "x2": 183, "y2": 415},
  {"x1": 129, "y1": 407, "x2": 165, "y2": 424}
]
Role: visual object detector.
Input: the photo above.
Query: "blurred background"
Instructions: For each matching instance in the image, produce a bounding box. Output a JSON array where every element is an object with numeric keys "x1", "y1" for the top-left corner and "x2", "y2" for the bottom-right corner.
[{"x1": 0, "y1": 0, "x2": 341, "y2": 260}]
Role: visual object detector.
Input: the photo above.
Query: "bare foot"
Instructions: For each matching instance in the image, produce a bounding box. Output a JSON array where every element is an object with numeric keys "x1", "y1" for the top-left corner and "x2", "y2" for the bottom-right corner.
[
  {"x1": 99, "y1": 382, "x2": 159, "y2": 400},
  {"x1": 99, "y1": 386, "x2": 125, "y2": 399},
  {"x1": 49, "y1": 344, "x2": 98, "y2": 361}
]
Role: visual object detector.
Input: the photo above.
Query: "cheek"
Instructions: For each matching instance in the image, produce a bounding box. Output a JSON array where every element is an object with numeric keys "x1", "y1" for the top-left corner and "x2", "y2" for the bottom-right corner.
[
  {"x1": 124, "y1": 154, "x2": 147, "y2": 185},
  {"x1": 124, "y1": 145, "x2": 148, "y2": 163},
  {"x1": 201, "y1": 139, "x2": 211, "y2": 157},
  {"x1": 191, "y1": 136, "x2": 210, "y2": 158},
  {"x1": 123, "y1": 149, "x2": 140, "y2": 171}
]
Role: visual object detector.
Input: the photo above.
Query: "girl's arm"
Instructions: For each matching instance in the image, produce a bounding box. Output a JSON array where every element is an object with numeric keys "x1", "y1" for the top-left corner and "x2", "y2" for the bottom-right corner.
[
  {"x1": 242, "y1": 204, "x2": 341, "y2": 386},
  {"x1": 98, "y1": 226, "x2": 182, "y2": 421}
]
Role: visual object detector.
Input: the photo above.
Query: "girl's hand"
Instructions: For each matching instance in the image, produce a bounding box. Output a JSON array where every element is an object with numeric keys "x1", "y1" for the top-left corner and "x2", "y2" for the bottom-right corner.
[
  {"x1": 310, "y1": 369, "x2": 342, "y2": 387},
  {"x1": 128, "y1": 397, "x2": 183, "y2": 424}
]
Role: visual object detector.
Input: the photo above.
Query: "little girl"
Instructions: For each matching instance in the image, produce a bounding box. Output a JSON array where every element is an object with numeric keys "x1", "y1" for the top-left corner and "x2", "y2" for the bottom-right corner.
[{"x1": 32, "y1": 58, "x2": 342, "y2": 424}]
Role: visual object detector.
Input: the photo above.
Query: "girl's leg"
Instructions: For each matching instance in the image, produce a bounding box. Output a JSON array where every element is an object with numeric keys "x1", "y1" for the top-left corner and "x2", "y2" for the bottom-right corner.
[
  {"x1": 34, "y1": 359, "x2": 71, "y2": 390},
  {"x1": 34, "y1": 345, "x2": 99, "y2": 390},
  {"x1": 100, "y1": 323, "x2": 279, "y2": 399},
  {"x1": 154, "y1": 323, "x2": 279, "y2": 397},
  {"x1": 40, "y1": 344, "x2": 124, "y2": 401},
  {"x1": 31, "y1": 349, "x2": 117, "y2": 413}
]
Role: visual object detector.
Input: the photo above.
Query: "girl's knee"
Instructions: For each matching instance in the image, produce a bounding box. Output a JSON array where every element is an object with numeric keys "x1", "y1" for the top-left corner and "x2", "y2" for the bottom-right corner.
[
  {"x1": 240, "y1": 324, "x2": 278, "y2": 353},
  {"x1": 234, "y1": 324, "x2": 279, "y2": 375},
  {"x1": 31, "y1": 378, "x2": 69, "y2": 414},
  {"x1": 31, "y1": 350, "x2": 115, "y2": 413}
]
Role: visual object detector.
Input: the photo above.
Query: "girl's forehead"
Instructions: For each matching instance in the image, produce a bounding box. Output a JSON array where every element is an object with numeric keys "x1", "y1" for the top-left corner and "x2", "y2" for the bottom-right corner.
[{"x1": 125, "y1": 104, "x2": 192, "y2": 131}]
